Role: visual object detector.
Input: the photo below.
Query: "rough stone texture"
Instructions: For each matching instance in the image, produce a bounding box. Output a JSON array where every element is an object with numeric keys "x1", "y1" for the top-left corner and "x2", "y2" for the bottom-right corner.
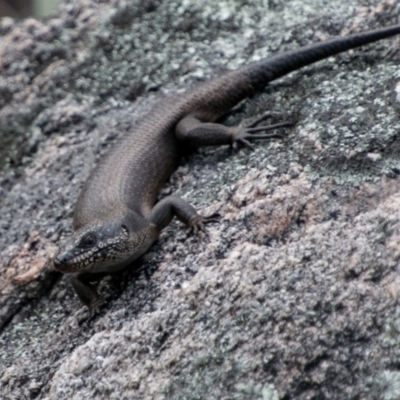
[{"x1": 1, "y1": 0, "x2": 400, "y2": 399}]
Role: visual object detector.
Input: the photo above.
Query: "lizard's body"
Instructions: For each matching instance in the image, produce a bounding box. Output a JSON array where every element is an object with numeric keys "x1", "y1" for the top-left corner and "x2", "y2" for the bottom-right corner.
[{"x1": 54, "y1": 24, "x2": 400, "y2": 312}]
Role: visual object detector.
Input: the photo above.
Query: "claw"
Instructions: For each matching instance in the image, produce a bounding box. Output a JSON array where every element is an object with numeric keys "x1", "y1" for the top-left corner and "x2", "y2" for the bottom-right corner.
[
  {"x1": 192, "y1": 223, "x2": 205, "y2": 235},
  {"x1": 237, "y1": 138, "x2": 255, "y2": 150},
  {"x1": 246, "y1": 112, "x2": 278, "y2": 128},
  {"x1": 247, "y1": 121, "x2": 295, "y2": 133},
  {"x1": 247, "y1": 133, "x2": 283, "y2": 140},
  {"x1": 87, "y1": 298, "x2": 105, "y2": 320},
  {"x1": 189, "y1": 213, "x2": 220, "y2": 235},
  {"x1": 204, "y1": 212, "x2": 221, "y2": 223}
]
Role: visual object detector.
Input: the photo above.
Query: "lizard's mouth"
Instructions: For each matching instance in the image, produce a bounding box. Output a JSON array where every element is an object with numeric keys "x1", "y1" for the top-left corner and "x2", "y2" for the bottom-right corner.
[
  {"x1": 53, "y1": 253, "x2": 95, "y2": 273},
  {"x1": 54, "y1": 258, "x2": 74, "y2": 273},
  {"x1": 53, "y1": 257, "x2": 73, "y2": 273}
]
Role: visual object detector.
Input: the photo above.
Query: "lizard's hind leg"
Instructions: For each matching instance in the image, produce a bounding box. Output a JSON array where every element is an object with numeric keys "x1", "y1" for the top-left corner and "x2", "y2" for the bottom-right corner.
[{"x1": 176, "y1": 113, "x2": 294, "y2": 151}]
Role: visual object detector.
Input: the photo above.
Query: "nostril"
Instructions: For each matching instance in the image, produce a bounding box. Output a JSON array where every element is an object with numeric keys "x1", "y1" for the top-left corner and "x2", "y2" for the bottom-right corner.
[{"x1": 55, "y1": 254, "x2": 67, "y2": 266}]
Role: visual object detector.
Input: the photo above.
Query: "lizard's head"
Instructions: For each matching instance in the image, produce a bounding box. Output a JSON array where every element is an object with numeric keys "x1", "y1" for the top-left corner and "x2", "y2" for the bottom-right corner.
[{"x1": 54, "y1": 221, "x2": 134, "y2": 273}]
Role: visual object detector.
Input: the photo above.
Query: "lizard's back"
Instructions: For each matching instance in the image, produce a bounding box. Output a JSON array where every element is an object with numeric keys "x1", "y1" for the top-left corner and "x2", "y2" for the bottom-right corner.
[
  {"x1": 73, "y1": 100, "x2": 183, "y2": 229},
  {"x1": 73, "y1": 69, "x2": 257, "y2": 230}
]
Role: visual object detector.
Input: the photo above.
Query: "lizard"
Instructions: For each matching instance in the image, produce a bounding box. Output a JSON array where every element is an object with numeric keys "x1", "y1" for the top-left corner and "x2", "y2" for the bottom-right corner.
[{"x1": 54, "y1": 24, "x2": 400, "y2": 314}]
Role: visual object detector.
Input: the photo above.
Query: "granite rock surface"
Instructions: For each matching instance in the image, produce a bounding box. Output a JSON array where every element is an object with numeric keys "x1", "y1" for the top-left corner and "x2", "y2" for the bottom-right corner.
[{"x1": 1, "y1": 0, "x2": 400, "y2": 399}]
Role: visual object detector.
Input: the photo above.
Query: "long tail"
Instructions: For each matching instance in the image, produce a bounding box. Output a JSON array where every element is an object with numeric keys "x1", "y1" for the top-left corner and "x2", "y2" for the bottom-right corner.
[
  {"x1": 248, "y1": 24, "x2": 400, "y2": 86},
  {"x1": 185, "y1": 24, "x2": 400, "y2": 117}
]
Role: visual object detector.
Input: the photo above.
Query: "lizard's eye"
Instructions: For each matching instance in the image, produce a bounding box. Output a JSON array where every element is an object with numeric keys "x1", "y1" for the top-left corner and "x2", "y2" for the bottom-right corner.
[{"x1": 79, "y1": 233, "x2": 96, "y2": 248}]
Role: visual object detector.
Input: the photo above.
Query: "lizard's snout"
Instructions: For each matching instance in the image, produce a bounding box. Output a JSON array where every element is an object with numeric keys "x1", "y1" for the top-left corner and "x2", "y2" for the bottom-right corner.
[{"x1": 54, "y1": 253, "x2": 72, "y2": 272}]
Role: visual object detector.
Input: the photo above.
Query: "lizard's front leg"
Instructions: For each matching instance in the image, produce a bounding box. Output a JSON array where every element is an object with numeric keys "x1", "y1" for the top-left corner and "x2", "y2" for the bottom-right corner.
[
  {"x1": 149, "y1": 194, "x2": 218, "y2": 233},
  {"x1": 69, "y1": 273, "x2": 104, "y2": 317}
]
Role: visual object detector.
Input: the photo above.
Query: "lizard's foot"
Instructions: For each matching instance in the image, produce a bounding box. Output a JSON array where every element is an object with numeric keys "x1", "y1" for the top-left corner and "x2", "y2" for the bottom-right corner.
[
  {"x1": 87, "y1": 297, "x2": 105, "y2": 319},
  {"x1": 189, "y1": 213, "x2": 220, "y2": 235},
  {"x1": 232, "y1": 112, "x2": 296, "y2": 150},
  {"x1": 77, "y1": 297, "x2": 105, "y2": 325}
]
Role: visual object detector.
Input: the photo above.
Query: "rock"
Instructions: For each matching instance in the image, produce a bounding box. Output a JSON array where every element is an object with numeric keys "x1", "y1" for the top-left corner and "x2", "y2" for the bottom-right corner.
[{"x1": 1, "y1": 0, "x2": 400, "y2": 399}]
